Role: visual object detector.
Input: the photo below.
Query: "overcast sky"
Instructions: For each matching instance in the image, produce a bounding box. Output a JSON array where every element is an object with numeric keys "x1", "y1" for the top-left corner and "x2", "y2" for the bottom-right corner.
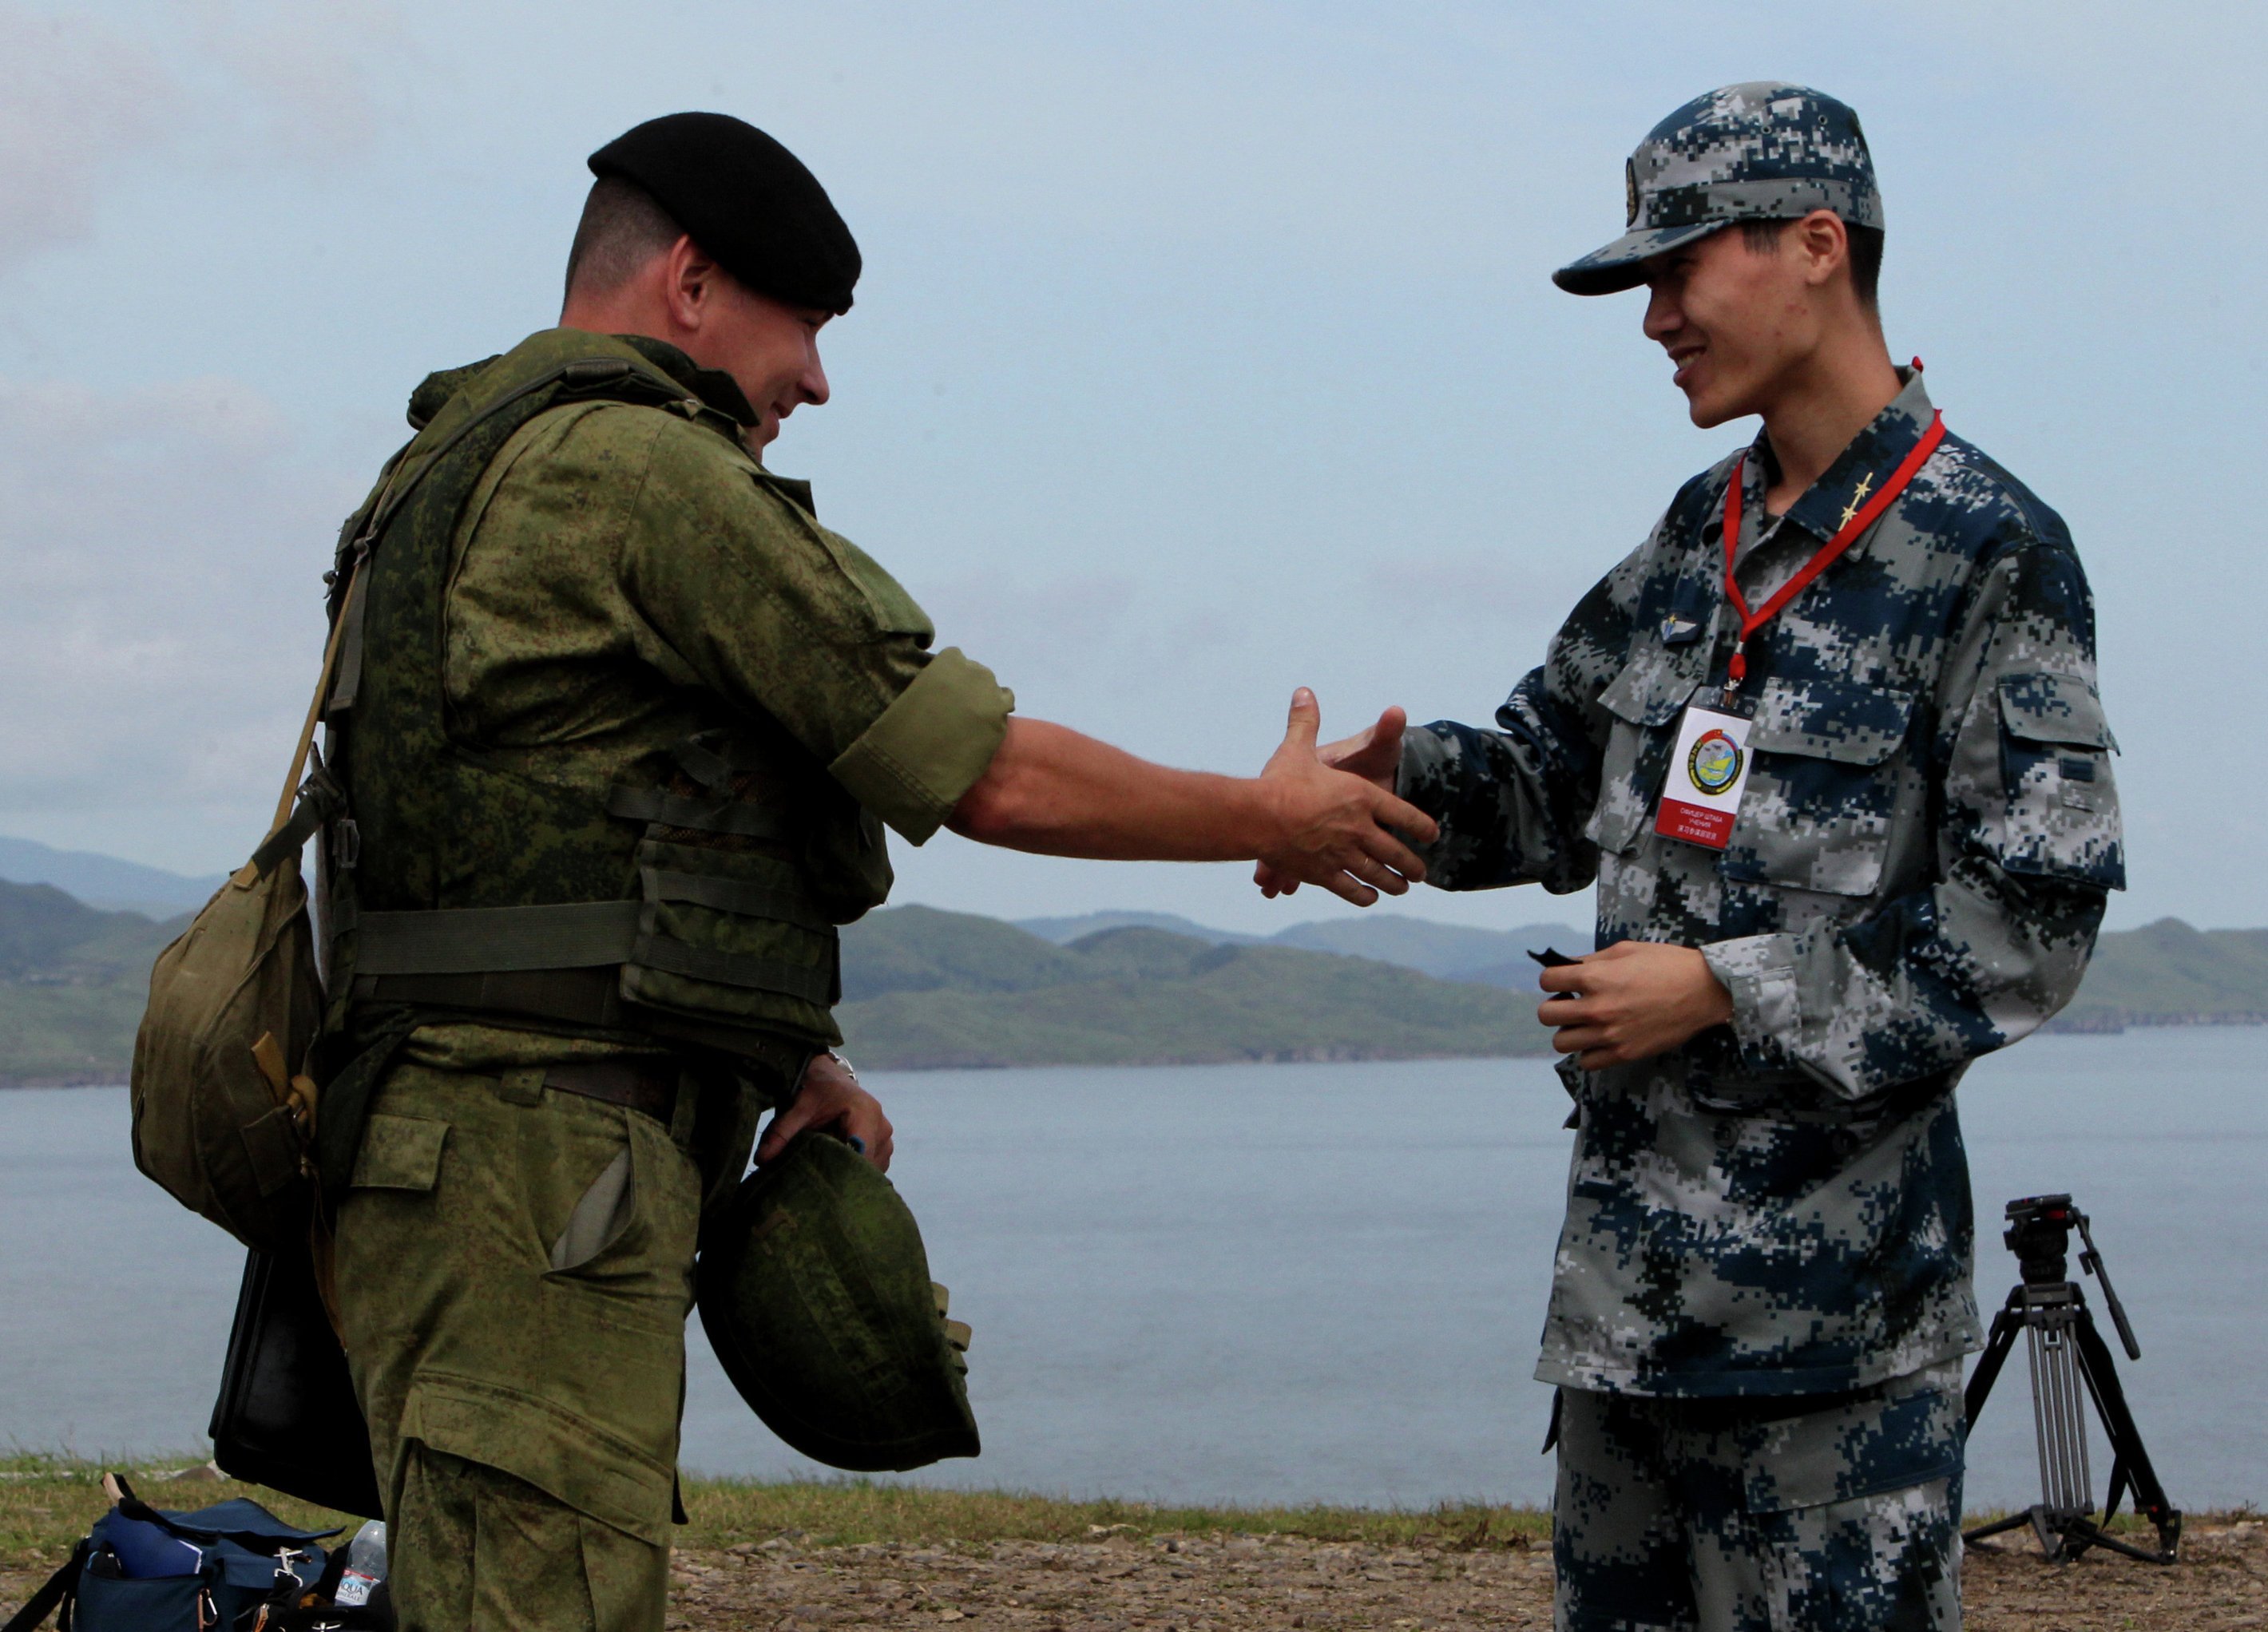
[{"x1": 2, "y1": 1, "x2": 2262, "y2": 935}]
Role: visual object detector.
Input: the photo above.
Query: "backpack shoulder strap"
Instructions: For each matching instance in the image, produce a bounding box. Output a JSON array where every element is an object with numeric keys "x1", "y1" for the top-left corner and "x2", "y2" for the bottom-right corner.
[
  {"x1": 0, "y1": 1540, "x2": 89, "y2": 1632},
  {"x1": 324, "y1": 355, "x2": 686, "y2": 720},
  {"x1": 248, "y1": 356, "x2": 690, "y2": 881}
]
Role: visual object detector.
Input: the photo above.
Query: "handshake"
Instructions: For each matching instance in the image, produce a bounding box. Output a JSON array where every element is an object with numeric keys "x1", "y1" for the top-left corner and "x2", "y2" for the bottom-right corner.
[
  {"x1": 1247, "y1": 690, "x2": 1418, "y2": 905},
  {"x1": 939, "y1": 683, "x2": 1727, "y2": 1074},
  {"x1": 946, "y1": 686, "x2": 1434, "y2": 910}
]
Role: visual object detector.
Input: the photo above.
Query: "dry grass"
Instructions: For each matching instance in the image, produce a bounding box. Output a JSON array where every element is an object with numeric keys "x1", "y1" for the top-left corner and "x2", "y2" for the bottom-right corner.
[{"x1": 0, "y1": 1452, "x2": 1548, "y2": 1572}]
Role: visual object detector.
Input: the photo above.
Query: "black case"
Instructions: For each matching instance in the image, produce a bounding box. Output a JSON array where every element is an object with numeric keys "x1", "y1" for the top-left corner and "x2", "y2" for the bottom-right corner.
[{"x1": 208, "y1": 1246, "x2": 385, "y2": 1519}]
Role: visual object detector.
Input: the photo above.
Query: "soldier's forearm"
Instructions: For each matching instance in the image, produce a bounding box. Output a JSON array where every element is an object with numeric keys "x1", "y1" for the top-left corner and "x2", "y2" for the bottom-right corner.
[{"x1": 947, "y1": 718, "x2": 1283, "y2": 861}]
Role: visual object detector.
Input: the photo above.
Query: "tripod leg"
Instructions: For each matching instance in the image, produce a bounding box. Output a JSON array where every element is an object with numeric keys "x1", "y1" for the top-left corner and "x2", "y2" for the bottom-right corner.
[
  {"x1": 1962, "y1": 1511, "x2": 2032, "y2": 1544},
  {"x1": 2103, "y1": 1454, "x2": 2128, "y2": 1526},
  {"x1": 2064, "y1": 1519, "x2": 2175, "y2": 1567},
  {"x1": 1964, "y1": 1301, "x2": 2024, "y2": 1437},
  {"x1": 1958, "y1": 1301, "x2": 2034, "y2": 1548},
  {"x1": 2070, "y1": 1309, "x2": 2181, "y2": 1562}
]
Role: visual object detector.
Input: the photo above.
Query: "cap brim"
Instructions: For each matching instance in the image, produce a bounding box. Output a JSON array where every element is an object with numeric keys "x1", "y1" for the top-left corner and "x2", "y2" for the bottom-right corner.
[{"x1": 1552, "y1": 220, "x2": 1729, "y2": 295}]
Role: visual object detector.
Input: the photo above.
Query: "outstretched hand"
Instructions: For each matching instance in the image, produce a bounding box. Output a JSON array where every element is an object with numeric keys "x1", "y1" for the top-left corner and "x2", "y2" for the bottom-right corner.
[
  {"x1": 1253, "y1": 689, "x2": 1435, "y2": 906},
  {"x1": 1255, "y1": 695, "x2": 1414, "y2": 899}
]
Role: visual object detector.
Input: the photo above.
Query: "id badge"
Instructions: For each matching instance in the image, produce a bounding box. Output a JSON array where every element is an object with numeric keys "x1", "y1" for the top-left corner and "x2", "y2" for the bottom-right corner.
[{"x1": 1653, "y1": 701, "x2": 1754, "y2": 850}]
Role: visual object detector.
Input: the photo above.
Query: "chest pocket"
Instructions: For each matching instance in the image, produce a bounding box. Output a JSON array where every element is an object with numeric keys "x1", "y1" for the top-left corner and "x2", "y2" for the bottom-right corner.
[
  {"x1": 1719, "y1": 676, "x2": 1918, "y2": 898},
  {"x1": 1584, "y1": 652, "x2": 1702, "y2": 856},
  {"x1": 1992, "y1": 673, "x2": 2123, "y2": 888}
]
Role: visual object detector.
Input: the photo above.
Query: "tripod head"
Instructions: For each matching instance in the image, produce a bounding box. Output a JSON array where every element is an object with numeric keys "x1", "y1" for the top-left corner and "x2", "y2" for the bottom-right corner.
[{"x1": 2004, "y1": 1194, "x2": 2141, "y2": 1361}]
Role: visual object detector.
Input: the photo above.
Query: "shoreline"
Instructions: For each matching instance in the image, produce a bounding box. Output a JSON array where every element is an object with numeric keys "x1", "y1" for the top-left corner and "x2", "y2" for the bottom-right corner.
[{"x1": 6, "y1": 1016, "x2": 2265, "y2": 1088}]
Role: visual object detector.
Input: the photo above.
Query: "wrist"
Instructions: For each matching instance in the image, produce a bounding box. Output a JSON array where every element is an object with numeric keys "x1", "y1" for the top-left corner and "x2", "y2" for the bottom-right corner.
[{"x1": 1244, "y1": 773, "x2": 1295, "y2": 858}]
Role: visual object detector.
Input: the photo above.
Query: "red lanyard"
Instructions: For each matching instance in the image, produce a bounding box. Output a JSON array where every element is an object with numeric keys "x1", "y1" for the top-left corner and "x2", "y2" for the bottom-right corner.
[{"x1": 1719, "y1": 410, "x2": 1946, "y2": 692}]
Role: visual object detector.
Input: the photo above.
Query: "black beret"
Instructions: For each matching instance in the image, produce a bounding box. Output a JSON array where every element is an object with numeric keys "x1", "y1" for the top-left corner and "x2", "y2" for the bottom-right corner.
[{"x1": 589, "y1": 113, "x2": 862, "y2": 314}]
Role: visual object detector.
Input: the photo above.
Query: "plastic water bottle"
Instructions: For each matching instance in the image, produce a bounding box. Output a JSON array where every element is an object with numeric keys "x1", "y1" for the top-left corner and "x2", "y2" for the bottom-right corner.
[{"x1": 334, "y1": 1519, "x2": 387, "y2": 1607}]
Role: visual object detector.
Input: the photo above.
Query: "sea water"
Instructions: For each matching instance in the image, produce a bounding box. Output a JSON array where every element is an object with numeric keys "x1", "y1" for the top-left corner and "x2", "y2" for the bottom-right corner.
[{"x1": 2, "y1": 1028, "x2": 2261, "y2": 1511}]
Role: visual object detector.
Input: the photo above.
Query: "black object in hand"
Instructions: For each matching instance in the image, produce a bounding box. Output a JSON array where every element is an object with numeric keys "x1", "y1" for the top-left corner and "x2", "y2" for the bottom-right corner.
[{"x1": 1528, "y1": 948, "x2": 1577, "y2": 968}]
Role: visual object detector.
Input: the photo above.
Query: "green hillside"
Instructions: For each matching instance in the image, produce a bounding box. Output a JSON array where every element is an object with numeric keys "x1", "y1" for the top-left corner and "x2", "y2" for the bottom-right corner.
[
  {"x1": 835, "y1": 909, "x2": 1555, "y2": 1068},
  {"x1": 2048, "y1": 918, "x2": 2268, "y2": 1032},
  {"x1": 6, "y1": 863, "x2": 2268, "y2": 1083},
  {"x1": 0, "y1": 880, "x2": 181, "y2": 1086}
]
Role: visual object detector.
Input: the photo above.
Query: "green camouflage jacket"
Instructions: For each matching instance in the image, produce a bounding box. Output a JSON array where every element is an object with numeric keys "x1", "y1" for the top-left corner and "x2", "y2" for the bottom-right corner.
[
  {"x1": 1402, "y1": 369, "x2": 2121, "y2": 1396},
  {"x1": 358, "y1": 330, "x2": 1013, "y2": 1077}
]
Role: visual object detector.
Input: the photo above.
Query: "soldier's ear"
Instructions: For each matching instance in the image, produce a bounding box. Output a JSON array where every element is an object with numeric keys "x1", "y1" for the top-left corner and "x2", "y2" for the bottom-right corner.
[{"x1": 1792, "y1": 210, "x2": 1850, "y2": 291}]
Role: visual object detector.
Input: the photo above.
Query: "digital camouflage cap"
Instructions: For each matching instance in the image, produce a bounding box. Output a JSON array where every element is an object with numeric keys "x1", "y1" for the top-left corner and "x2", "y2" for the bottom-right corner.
[{"x1": 1554, "y1": 81, "x2": 1882, "y2": 296}]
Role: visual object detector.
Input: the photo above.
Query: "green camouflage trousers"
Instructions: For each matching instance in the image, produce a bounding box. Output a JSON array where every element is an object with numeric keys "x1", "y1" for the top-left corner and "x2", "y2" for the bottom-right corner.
[
  {"x1": 333, "y1": 1061, "x2": 703, "y2": 1632},
  {"x1": 1553, "y1": 1364, "x2": 1965, "y2": 1632}
]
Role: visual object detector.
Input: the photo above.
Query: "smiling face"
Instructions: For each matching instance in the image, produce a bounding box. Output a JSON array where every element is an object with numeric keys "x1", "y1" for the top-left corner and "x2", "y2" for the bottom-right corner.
[
  {"x1": 561, "y1": 229, "x2": 835, "y2": 454},
  {"x1": 684, "y1": 279, "x2": 833, "y2": 453},
  {"x1": 1639, "y1": 218, "x2": 1824, "y2": 429}
]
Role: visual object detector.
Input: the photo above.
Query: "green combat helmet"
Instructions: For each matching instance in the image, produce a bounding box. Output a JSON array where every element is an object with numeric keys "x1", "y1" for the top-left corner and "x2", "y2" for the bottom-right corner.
[{"x1": 696, "y1": 1132, "x2": 979, "y2": 1472}]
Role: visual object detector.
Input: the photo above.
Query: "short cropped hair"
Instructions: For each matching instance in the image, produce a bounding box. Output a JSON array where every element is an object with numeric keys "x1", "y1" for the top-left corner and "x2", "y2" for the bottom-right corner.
[
  {"x1": 1740, "y1": 216, "x2": 1883, "y2": 311},
  {"x1": 563, "y1": 176, "x2": 686, "y2": 302}
]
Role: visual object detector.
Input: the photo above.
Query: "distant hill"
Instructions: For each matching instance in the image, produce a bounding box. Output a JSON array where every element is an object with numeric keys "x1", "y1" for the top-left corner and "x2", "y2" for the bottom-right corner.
[
  {"x1": 0, "y1": 880, "x2": 182, "y2": 1086},
  {"x1": 5, "y1": 859, "x2": 2268, "y2": 1083},
  {"x1": 1014, "y1": 910, "x2": 1265, "y2": 947},
  {"x1": 2048, "y1": 919, "x2": 2268, "y2": 1032},
  {"x1": 0, "y1": 835, "x2": 224, "y2": 919},
  {"x1": 840, "y1": 906, "x2": 1555, "y2": 1068},
  {"x1": 1017, "y1": 909, "x2": 1592, "y2": 988}
]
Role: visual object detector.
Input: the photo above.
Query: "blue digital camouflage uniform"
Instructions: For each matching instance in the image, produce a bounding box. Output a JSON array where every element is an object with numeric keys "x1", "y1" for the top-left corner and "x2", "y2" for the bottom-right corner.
[
  {"x1": 1402, "y1": 81, "x2": 2123, "y2": 1631},
  {"x1": 1407, "y1": 366, "x2": 2119, "y2": 1628}
]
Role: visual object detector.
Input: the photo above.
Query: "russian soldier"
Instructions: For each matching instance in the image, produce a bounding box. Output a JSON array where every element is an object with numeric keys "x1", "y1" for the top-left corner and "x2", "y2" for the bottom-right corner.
[
  {"x1": 319, "y1": 113, "x2": 1437, "y2": 1631},
  {"x1": 1267, "y1": 83, "x2": 2123, "y2": 1629}
]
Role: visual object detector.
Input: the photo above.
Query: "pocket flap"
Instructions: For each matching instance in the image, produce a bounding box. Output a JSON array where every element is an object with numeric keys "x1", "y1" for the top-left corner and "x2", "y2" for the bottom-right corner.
[
  {"x1": 1745, "y1": 676, "x2": 1917, "y2": 766},
  {"x1": 1998, "y1": 672, "x2": 2115, "y2": 750},
  {"x1": 400, "y1": 1371, "x2": 676, "y2": 1544},
  {"x1": 351, "y1": 1113, "x2": 448, "y2": 1191},
  {"x1": 1596, "y1": 656, "x2": 1696, "y2": 728}
]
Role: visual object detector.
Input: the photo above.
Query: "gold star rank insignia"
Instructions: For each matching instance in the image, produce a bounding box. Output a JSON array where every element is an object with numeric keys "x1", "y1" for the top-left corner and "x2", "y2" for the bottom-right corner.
[{"x1": 1838, "y1": 472, "x2": 1877, "y2": 530}]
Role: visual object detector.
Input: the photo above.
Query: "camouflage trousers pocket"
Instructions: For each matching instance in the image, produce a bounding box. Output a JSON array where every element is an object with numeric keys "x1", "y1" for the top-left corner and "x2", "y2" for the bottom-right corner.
[
  {"x1": 391, "y1": 1443, "x2": 671, "y2": 1632},
  {"x1": 538, "y1": 1102, "x2": 700, "y2": 1332},
  {"x1": 549, "y1": 1147, "x2": 634, "y2": 1273},
  {"x1": 398, "y1": 1369, "x2": 677, "y2": 1546}
]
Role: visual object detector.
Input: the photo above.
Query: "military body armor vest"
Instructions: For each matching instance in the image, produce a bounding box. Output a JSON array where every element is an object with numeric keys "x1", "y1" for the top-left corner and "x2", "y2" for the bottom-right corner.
[{"x1": 313, "y1": 332, "x2": 885, "y2": 1069}]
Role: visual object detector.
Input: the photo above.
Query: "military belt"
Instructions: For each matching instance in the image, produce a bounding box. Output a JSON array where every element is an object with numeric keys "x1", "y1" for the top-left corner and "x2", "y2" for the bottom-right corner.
[
  {"x1": 354, "y1": 900, "x2": 837, "y2": 1004},
  {"x1": 347, "y1": 966, "x2": 814, "y2": 1079},
  {"x1": 541, "y1": 1059, "x2": 678, "y2": 1123}
]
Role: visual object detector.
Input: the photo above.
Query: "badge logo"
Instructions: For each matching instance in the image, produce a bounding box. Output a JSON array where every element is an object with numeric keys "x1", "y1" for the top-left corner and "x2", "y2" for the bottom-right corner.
[
  {"x1": 1687, "y1": 728, "x2": 1743, "y2": 795},
  {"x1": 1625, "y1": 158, "x2": 1640, "y2": 226}
]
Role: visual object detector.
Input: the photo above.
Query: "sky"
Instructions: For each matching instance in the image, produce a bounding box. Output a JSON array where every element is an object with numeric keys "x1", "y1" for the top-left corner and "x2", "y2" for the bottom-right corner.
[{"x1": 0, "y1": 0, "x2": 2262, "y2": 936}]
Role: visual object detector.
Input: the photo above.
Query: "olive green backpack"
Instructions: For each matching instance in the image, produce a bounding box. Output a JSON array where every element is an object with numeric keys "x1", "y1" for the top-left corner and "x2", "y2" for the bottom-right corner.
[
  {"x1": 127, "y1": 354, "x2": 651, "y2": 1250},
  {"x1": 127, "y1": 612, "x2": 347, "y2": 1254}
]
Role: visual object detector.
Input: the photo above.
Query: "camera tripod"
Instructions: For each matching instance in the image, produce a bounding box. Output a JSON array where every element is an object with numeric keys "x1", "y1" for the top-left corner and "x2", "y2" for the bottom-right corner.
[{"x1": 1962, "y1": 1194, "x2": 2180, "y2": 1565}]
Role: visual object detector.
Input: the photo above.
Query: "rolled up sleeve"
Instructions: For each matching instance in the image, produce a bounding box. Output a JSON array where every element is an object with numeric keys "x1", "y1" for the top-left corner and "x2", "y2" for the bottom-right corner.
[{"x1": 829, "y1": 647, "x2": 1014, "y2": 843}]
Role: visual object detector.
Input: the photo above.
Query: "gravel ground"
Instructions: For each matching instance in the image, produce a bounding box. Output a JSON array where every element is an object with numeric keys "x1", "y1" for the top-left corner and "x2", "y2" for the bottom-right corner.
[
  {"x1": 6, "y1": 1514, "x2": 2260, "y2": 1628},
  {"x1": 663, "y1": 1518, "x2": 2268, "y2": 1630}
]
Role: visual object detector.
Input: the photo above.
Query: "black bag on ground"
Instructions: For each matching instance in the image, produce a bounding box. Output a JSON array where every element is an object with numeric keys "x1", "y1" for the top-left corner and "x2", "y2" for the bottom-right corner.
[
  {"x1": 209, "y1": 1244, "x2": 385, "y2": 1520},
  {"x1": 1, "y1": 1476, "x2": 337, "y2": 1632}
]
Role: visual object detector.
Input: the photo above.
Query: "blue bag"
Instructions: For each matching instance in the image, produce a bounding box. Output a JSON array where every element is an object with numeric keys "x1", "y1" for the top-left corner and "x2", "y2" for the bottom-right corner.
[{"x1": 2, "y1": 1476, "x2": 342, "y2": 1632}]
